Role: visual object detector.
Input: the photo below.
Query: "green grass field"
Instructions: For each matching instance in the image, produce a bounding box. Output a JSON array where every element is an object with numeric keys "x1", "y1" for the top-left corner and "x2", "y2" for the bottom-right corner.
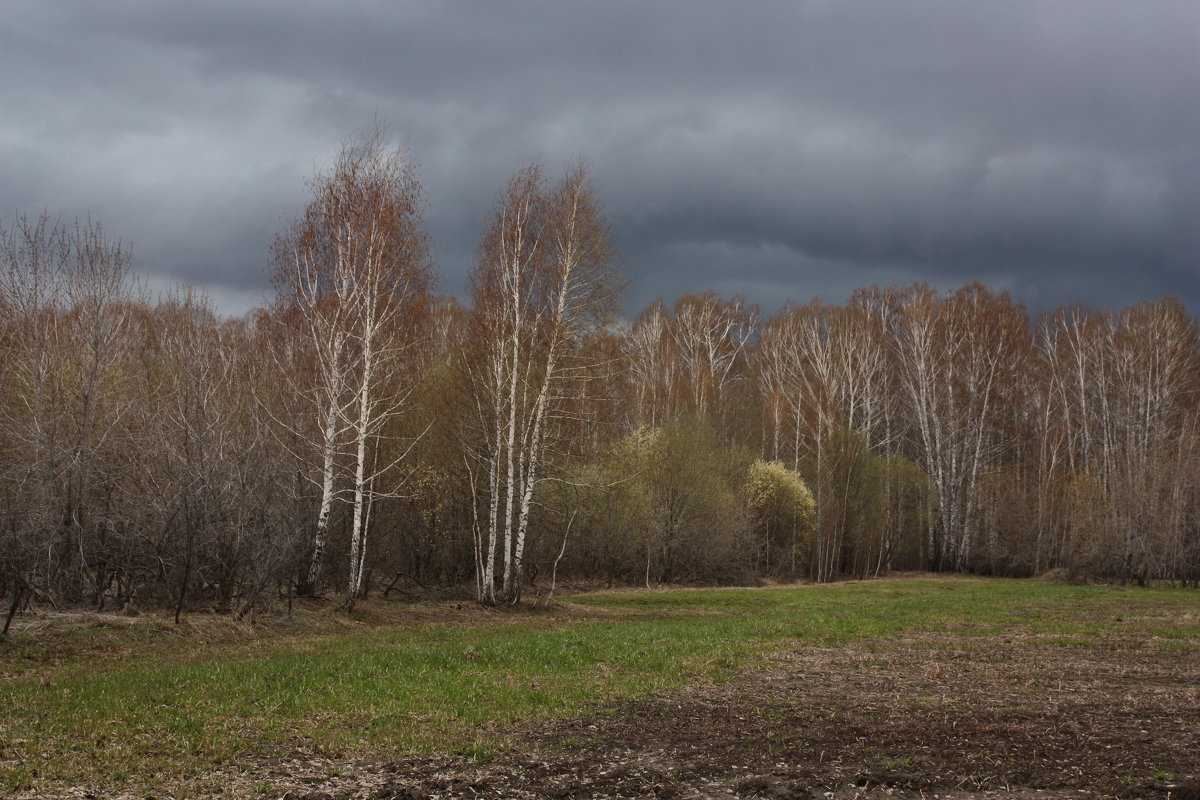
[{"x1": 1, "y1": 577, "x2": 1196, "y2": 794}]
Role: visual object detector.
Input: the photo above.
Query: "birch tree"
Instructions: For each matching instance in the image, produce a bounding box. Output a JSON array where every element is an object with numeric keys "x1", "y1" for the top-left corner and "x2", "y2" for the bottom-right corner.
[
  {"x1": 627, "y1": 300, "x2": 677, "y2": 429},
  {"x1": 1046, "y1": 300, "x2": 1200, "y2": 581},
  {"x1": 671, "y1": 292, "x2": 759, "y2": 431},
  {"x1": 891, "y1": 283, "x2": 1029, "y2": 570},
  {"x1": 467, "y1": 162, "x2": 619, "y2": 604},
  {"x1": 272, "y1": 131, "x2": 431, "y2": 609}
]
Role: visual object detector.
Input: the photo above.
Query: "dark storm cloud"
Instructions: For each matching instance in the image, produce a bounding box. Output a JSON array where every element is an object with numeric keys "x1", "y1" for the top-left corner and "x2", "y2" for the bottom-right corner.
[{"x1": 2, "y1": 1, "x2": 1197, "y2": 316}]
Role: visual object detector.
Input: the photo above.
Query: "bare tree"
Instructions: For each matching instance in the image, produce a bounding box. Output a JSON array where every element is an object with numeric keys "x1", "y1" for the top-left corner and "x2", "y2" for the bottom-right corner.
[
  {"x1": 1045, "y1": 300, "x2": 1199, "y2": 582},
  {"x1": 0, "y1": 214, "x2": 139, "y2": 626},
  {"x1": 671, "y1": 292, "x2": 759, "y2": 432},
  {"x1": 891, "y1": 284, "x2": 1029, "y2": 570},
  {"x1": 271, "y1": 130, "x2": 432, "y2": 609},
  {"x1": 627, "y1": 300, "x2": 677, "y2": 429},
  {"x1": 467, "y1": 161, "x2": 620, "y2": 604}
]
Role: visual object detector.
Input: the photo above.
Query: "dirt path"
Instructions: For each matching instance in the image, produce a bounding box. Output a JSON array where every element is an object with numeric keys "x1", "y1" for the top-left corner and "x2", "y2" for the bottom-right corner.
[{"x1": 35, "y1": 633, "x2": 1200, "y2": 800}]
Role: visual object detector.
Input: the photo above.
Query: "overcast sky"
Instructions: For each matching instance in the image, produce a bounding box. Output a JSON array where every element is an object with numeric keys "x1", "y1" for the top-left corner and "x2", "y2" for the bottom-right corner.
[{"x1": 2, "y1": 1, "x2": 1197, "y2": 317}]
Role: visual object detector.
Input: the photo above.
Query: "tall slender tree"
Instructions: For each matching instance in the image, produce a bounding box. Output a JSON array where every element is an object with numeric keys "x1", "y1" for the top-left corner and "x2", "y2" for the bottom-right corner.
[
  {"x1": 467, "y1": 162, "x2": 620, "y2": 604},
  {"x1": 271, "y1": 129, "x2": 432, "y2": 609}
]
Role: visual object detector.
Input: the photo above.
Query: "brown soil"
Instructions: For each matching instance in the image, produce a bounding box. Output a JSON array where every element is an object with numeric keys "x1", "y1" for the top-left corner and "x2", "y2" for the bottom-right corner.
[{"x1": 122, "y1": 632, "x2": 1199, "y2": 800}]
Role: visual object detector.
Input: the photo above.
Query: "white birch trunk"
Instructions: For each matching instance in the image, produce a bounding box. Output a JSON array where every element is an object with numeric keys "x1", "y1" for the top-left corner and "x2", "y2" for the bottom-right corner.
[
  {"x1": 346, "y1": 324, "x2": 374, "y2": 608},
  {"x1": 306, "y1": 333, "x2": 344, "y2": 589}
]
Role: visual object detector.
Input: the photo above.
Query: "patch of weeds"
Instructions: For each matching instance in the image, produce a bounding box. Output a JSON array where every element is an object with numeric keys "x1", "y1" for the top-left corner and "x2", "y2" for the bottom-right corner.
[
  {"x1": 750, "y1": 705, "x2": 788, "y2": 722},
  {"x1": 1161, "y1": 640, "x2": 1197, "y2": 651},
  {"x1": 1147, "y1": 626, "x2": 1194, "y2": 640},
  {"x1": 959, "y1": 625, "x2": 1004, "y2": 636},
  {"x1": 0, "y1": 764, "x2": 35, "y2": 794},
  {"x1": 453, "y1": 744, "x2": 494, "y2": 762}
]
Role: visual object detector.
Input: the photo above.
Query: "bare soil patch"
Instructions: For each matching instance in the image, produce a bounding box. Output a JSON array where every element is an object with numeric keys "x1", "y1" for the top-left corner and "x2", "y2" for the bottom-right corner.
[{"x1": 64, "y1": 631, "x2": 1193, "y2": 800}]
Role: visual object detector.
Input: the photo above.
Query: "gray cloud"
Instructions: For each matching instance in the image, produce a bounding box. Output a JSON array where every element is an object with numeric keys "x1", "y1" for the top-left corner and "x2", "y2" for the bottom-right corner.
[{"x1": 2, "y1": 0, "x2": 1197, "y2": 317}]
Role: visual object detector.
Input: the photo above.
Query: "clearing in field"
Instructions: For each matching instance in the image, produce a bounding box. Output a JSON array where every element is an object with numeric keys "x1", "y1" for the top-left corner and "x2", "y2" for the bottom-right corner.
[{"x1": 1, "y1": 577, "x2": 1197, "y2": 799}]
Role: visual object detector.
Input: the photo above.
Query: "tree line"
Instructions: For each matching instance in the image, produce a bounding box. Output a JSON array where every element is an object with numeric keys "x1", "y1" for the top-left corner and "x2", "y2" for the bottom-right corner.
[{"x1": 2, "y1": 134, "x2": 1197, "y2": 627}]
